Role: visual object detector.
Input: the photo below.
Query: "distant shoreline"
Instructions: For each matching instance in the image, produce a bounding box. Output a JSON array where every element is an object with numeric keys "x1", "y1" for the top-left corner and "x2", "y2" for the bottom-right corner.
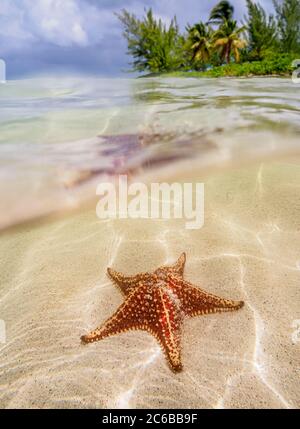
[
  {"x1": 140, "y1": 55, "x2": 295, "y2": 79},
  {"x1": 141, "y1": 72, "x2": 291, "y2": 79}
]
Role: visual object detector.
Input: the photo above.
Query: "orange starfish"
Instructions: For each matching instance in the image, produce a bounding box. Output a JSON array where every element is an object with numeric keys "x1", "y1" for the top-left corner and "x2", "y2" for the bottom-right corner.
[{"x1": 81, "y1": 253, "x2": 244, "y2": 372}]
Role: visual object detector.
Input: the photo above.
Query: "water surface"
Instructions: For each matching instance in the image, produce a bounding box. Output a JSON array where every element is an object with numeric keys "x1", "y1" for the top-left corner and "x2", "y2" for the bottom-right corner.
[{"x1": 0, "y1": 76, "x2": 299, "y2": 229}]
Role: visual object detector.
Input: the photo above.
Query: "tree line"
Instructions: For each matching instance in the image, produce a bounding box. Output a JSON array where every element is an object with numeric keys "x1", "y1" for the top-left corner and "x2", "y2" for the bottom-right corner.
[{"x1": 117, "y1": 0, "x2": 300, "y2": 74}]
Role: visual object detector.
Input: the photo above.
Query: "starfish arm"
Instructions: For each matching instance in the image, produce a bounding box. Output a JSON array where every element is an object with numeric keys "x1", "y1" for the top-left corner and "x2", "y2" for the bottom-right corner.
[
  {"x1": 168, "y1": 274, "x2": 244, "y2": 317},
  {"x1": 170, "y1": 252, "x2": 186, "y2": 275},
  {"x1": 158, "y1": 253, "x2": 186, "y2": 278},
  {"x1": 81, "y1": 280, "x2": 180, "y2": 344},
  {"x1": 81, "y1": 284, "x2": 151, "y2": 343},
  {"x1": 81, "y1": 282, "x2": 184, "y2": 372},
  {"x1": 171, "y1": 252, "x2": 186, "y2": 276},
  {"x1": 150, "y1": 288, "x2": 183, "y2": 372},
  {"x1": 107, "y1": 267, "x2": 151, "y2": 295}
]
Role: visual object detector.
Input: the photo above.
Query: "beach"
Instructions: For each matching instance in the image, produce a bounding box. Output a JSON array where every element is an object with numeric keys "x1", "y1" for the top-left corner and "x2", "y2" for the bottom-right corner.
[{"x1": 0, "y1": 157, "x2": 299, "y2": 408}]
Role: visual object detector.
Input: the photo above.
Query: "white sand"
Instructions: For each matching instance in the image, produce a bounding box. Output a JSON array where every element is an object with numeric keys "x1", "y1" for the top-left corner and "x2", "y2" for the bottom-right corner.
[{"x1": 0, "y1": 160, "x2": 299, "y2": 408}]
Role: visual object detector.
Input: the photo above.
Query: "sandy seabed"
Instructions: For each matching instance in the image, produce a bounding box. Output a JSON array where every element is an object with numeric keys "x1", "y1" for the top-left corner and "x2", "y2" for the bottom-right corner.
[{"x1": 0, "y1": 160, "x2": 299, "y2": 409}]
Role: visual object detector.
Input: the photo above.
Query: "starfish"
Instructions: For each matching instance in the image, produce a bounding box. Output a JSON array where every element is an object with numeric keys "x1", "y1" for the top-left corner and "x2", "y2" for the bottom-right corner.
[{"x1": 81, "y1": 253, "x2": 244, "y2": 372}]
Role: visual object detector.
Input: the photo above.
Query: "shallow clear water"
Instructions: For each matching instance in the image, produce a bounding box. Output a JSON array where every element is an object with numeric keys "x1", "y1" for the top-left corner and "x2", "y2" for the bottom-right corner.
[
  {"x1": 0, "y1": 76, "x2": 299, "y2": 229},
  {"x1": 0, "y1": 77, "x2": 300, "y2": 409}
]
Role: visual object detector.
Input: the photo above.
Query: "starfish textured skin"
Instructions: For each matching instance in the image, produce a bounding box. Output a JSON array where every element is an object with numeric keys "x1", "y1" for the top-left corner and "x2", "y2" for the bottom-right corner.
[{"x1": 81, "y1": 253, "x2": 244, "y2": 372}]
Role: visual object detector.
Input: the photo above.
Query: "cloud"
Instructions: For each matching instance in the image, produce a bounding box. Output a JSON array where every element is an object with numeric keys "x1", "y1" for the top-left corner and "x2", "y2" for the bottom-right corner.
[
  {"x1": 30, "y1": 0, "x2": 88, "y2": 47},
  {"x1": 0, "y1": 0, "x2": 116, "y2": 50},
  {"x1": 0, "y1": 0, "x2": 276, "y2": 77}
]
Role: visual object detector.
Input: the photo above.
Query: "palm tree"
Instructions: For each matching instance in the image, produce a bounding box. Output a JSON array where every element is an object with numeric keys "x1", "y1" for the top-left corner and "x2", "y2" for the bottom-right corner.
[
  {"x1": 208, "y1": 0, "x2": 234, "y2": 25},
  {"x1": 213, "y1": 20, "x2": 247, "y2": 63},
  {"x1": 187, "y1": 22, "x2": 212, "y2": 64}
]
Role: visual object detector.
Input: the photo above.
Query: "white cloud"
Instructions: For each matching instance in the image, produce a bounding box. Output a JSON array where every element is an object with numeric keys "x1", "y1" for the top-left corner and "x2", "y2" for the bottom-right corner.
[
  {"x1": 0, "y1": 0, "x2": 119, "y2": 52},
  {"x1": 0, "y1": 0, "x2": 35, "y2": 51},
  {"x1": 28, "y1": 0, "x2": 89, "y2": 46}
]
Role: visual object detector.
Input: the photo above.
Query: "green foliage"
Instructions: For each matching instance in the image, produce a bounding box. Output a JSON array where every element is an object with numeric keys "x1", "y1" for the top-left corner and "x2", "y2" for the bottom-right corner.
[
  {"x1": 116, "y1": 8, "x2": 184, "y2": 73},
  {"x1": 244, "y1": 0, "x2": 278, "y2": 60},
  {"x1": 208, "y1": 1, "x2": 247, "y2": 64},
  {"x1": 273, "y1": 0, "x2": 300, "y2": 53},
  {"x1": 213, "y1": 19, "x2": 247, "y2": 63},
  {"x1": 185, "y1": 22, "x2": 212, "y2": 70},
  {"x1": 208, "y1": 0, "x2": 234, "y2": 24},
  {"x1": 117, "y1": 1, "x2": 299, "y2": 76},
  {"x1": 163, "y1": 54, "x2": 295, "y2": 78},
  {"x1": 197, "y1": 53, "x2": 294, "y2": 77}
]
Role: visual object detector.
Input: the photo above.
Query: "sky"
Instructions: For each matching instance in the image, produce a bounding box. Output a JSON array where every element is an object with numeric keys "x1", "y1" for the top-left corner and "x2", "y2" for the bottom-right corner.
[{"x1": 0, "y1": 0, "x2": 275, "y2": 78}]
